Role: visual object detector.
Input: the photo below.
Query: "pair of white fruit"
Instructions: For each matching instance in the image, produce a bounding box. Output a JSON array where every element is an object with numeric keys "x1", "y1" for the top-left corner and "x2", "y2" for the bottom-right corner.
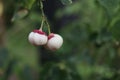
[{"x1": 28, "y1": 30, "x2": 63, "y2": 51}]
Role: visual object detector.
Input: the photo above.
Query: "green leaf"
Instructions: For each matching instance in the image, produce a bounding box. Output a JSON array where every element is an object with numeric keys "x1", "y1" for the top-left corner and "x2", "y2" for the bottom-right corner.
[
  {"x1": 109, "y1": 12, "x2": 120, "y2": 40},
  {"x1": 110, "y1": 19, "x2": 120, "y2": 40},
  {"x1": 60, "y1": 0, "x2": 72, "y2": 5},
  {"x1": 11, "y1": 8, "x2": 29, "y2": 21},
  {"x1": 16, "y1": 0, "x2": 35, "y2": 9},
  {"x1": 22, "y1": 0, "x2": 35, "y2": 9},
  {"x1": 98, "y1": 0, "x2": 120, "y2": 16}
]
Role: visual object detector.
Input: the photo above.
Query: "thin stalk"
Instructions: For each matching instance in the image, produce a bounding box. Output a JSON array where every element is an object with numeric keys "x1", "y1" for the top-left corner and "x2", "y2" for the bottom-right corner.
[
  {"x1": 39, "y1": 18, "x2": 45, "y2": 30},
  {"x1": 39, "y1": 0, "x2": 51, "y2": 34},
  {"x1": 45, "y1": 19, "x2": 51, "y2": 34}
]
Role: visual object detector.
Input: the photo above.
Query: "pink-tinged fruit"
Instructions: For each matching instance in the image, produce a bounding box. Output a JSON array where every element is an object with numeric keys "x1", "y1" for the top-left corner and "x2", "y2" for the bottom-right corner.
[
  {"x1": 33, "y1": 30, "x2": 46, "y2": 35},
  {"x1": 45, "y1": 33, "x2": 63, "y2": 51},
  {"x1": 28, "y1": 30, "x2": 47, "y2": 46},
  {"x1": 48, "y1": 33, "x2": 54, "y2": 40}
]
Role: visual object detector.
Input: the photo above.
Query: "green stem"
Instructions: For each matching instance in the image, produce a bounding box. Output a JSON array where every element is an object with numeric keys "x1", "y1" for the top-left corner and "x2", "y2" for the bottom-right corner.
[
  {"x1": 40, "y1": 0, "x2": 44, "y2": 17},
  {"x1": 39, "y1": 0, "x2": 51, "y2": 34},
  {"x1": 39, "y1": 18, "x2": 44, "y2": 30},
  {"x1": 45, "y1": 20, "x2": 51, "y2": 34}
]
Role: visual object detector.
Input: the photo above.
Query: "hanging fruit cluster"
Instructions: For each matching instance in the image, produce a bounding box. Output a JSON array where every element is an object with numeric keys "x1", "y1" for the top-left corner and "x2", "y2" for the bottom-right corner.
[
  {"x1": 11, "y1": 0, "x2": 73, "y2": 51},
  {"x1": 28, "y1": 0, "x2": 63, "y2": 51},
  {"x1": 28, "y1": 30, "x2": 63, "y2": 51}
]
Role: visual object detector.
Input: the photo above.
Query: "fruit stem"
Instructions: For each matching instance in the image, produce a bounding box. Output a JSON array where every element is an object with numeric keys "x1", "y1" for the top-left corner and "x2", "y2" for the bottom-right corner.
[
  {"x1": 39, "y1": 17, "x2": 45, "y2": 30},
  {"x1": 45, "y1": 19, "x2": 51, "y2": 34},
  {"x1": 39, "y1": 0, "x2": 51, "y2": 34}
]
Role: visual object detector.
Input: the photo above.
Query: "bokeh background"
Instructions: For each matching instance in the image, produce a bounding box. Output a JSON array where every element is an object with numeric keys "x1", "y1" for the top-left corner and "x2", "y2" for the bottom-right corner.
[{"x1": 0, "y1": 0, "x2": 120, "y2": 80}]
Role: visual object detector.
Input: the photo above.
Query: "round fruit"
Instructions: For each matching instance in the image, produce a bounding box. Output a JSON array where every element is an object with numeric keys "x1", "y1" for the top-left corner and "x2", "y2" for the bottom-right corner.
[
  {"x1": 28, "y1": 30, "x2": 47, "y2": 45},
  {"x1": 45, "y1": 33, "x2": 63, "y2": 51}
]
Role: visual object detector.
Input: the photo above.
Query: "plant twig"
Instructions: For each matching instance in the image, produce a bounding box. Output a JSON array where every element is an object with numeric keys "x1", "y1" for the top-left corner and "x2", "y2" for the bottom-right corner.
[{"x1": 39, "y1": 0, "x2": 51, "y2": 34}]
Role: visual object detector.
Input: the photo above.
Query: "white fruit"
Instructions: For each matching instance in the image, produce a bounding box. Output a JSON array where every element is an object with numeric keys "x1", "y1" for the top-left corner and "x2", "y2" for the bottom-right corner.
[
  {"x1": 28, "y1": 32, "x2": 35, "y2": 44},
  {"x1": 28, "y1": 30, "x2": 47, "y2": 46},
  {"x1": 33, "y1": 33, "x2": 47, "y2": 45},
  {"x1": 45, "y1": 33, "x2": 63, "y2": 51}
]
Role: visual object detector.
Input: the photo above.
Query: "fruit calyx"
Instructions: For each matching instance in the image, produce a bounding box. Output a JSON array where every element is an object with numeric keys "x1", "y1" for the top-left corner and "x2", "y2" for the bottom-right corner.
[
  {"x1": 48, "y1": 33, "x2": 54, "y2": 40},
  {"x1": 33, "y1": 30, "x2": 46, "y2": 35}
]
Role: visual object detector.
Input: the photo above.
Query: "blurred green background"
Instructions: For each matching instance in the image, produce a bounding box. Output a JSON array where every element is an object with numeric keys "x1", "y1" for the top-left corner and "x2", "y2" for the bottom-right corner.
[{"x1": 0, "y1": 0, "x2": 120, "y2": 80}]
